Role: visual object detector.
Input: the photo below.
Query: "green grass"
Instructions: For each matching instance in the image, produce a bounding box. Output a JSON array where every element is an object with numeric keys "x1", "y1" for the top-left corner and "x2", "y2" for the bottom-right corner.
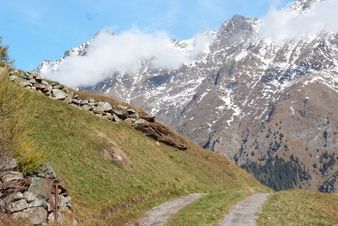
[
  {"x1": 0, "y1": 69, "x2": 266, "y2": 225},
  {"x1": 257, "y1": 190, "x2": 338, "y2": 226},
  {"x1": 166, "y1": 188, "x2": 253, "y2": 226}
]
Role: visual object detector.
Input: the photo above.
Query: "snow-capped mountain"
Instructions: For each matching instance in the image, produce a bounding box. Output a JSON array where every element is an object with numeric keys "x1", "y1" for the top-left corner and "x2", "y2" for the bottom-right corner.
[{"x1": 37, "y1": 0, "x2": 337, "y2": 192}]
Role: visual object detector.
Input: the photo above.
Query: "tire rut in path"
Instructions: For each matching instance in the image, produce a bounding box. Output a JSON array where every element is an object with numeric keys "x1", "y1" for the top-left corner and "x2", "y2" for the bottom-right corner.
[
  {"x1": 132, "y1": 193, "x2": 205, "y2": 226},
  {"x1": 219, "y1": 193, "x2": 271, "y2": 226}
]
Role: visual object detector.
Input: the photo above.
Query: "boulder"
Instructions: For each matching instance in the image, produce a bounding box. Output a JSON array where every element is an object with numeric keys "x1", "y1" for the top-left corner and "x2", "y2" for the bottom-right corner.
[
  {"x1": 6, "y1": 199, "x2": 29, "y2": 212},
  {"x1": 58, "y1": 195, "x2": 71, "y2": 209},
  {"x1": 1, "y1": 171, "x2": 24, "y2": 183},
  {"x1": 112, "y1": 114, "x2": 121, "y2": 122},
  {"x1": 4, "y1": 192, "x2": 24, "y2": 205},
  {"x1": 97, "y1": 102, "x2": 113, "y2": 112},
  {"x1": 37, "y1": 162, "x2": 56, "y2": 179},
  {"x1": 28, "y1": 177, "x2": 52, "y2": 200},
  {"x1": 42, "y1": 85, "x2": 52, "y2": 94},
  {"x1": 112, "y1": 109, "x2": 124, "y2": 117},
  {"x1": 28, "y1": 79, "x2": 36, "y2": 84},
  {"x1": 52, "y1": 89, "x2": 67, "y2": 100},
  {"x1": 133, "y1": 122, "x2": 188, "y2": 150},
  {"x1": 12, "y1": 207, "x2": 47, "y2": 225},
  {"x1": 0, "y1": 158, "x2": 18, "y2": 171},
  {"x1": 33, "y1": 83, "x2": 46, "y2": 90},
  {"x1": 126, "y1": 109, "x2": 136, "y2": 114},
  {"x1": 126, "y1": 109, "x2": 139, "y2": 118},
  {"x1": 40, "y1": 80, "x2": 49, "y2": 86},
  {"x1": 71, "y1": 99, "x2": 82, "y2": 106},
  {"x1": 52, "y1": 84, "x2": 64, "y2": 89},
  {"x1": 23, "y1": 191, "x2": 36, "y2": 203},
  {"x1": 124, "y1": 118, "x2": 136, "y2": 124},
  {"x1": 28, "y1": 198, "x2": 47, "y2": 208},
  {"x1": 133, "y1": 119, "x2": 148, "y2": 125}
]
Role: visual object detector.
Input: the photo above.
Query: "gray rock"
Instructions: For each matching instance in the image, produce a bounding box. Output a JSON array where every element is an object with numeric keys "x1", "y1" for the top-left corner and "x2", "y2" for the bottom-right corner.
[
  {"x1": 88, "y1": 98, "x2": 95, "y2": 103},
  {"x1": 1, "y1": 171, "x2": 24, "y2": 183},
  {"x1": 28, "y1": 177, "x2": 52, "y2": 199},
  {"x1": 33, "y1": 83, "x2": 46, "y2": 90},
  {"x1": 82, "y1": 99, "x2": 89, "y2": 105},
  {"x1": 40, "y1": 80, "x2": 49, "y2": 86},
  {"x1": 28, "y1": 79, "x2": 36, "y2": 84},
  {"x1": 6, "y1": 199, "x2": 29, "y2": 212},
  {"x1": 42, "y1": 85, "x2": 52, "y2": 94},
  {"x1": 33, "y1": 74, "x2": 41, "y2": 79},
  {"x1": 12, "y1": 207, "x2": 48, "y2": 225},
  {"x1": 112, "y1": 114, "x2": 121, "y2": 122},
  {"x1": 97, "y1": 102, "x2": 113, "y2": 112},
  {"x1": 71, "y1": 99, "x2": 82, "y2": 106},
  {"x1": 0, "y1": 158, "x2": 18, "y2": 171},
  {"x1": 0, "y1": 199, "x2": 5, "y2": 210},
  {"x1": 53, "y1": 84, "x2": 64, "y2": 89},
  {"x1": 52, "y1": 89, "x2": 68, "y2": 100},
  {"x1": 126, "y1": 109, "x2": 136, "y2": 114},
  {"x1": 4, "y1": 192, "x2": 24, "y2": 205},
  {"x1": 59, "y1": 195, "x2": 71, "y2": 208},
  {"x1": 126, "y1": 109, "x2": 139, "y2": 118},
  {"x1": 23, "y1": 191, "x2": 36, "y2": 203},
  {"x1": 112, "y1": 109, "x2": 124, "y2": 117},
  {"x1": 125, "y1": 118, "x2": 136, "y2": 124},
  {"x1": 28, "y1": 198, "x2": 47, "y2": 208},
  {"x1": 37, "y1": 162, "x2": 56, "y2": 179},
  {"x1": 134, "y1": 119, "x2": 148, "y2": 125}
]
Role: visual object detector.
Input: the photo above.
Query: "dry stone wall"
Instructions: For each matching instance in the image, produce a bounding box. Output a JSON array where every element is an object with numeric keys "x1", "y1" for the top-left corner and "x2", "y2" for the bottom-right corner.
[
  {"x1": 0, "y1": 159, "x2": 75, "y2": 225},
  {"x1": 9, "y1": 70, "x2": 187, "y2": 150}
]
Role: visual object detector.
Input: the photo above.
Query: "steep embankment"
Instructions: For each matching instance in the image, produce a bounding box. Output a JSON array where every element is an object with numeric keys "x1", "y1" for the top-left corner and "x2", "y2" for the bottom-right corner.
[{"x1": 0, "y1": 67, "x2": 266, "y2": 225}]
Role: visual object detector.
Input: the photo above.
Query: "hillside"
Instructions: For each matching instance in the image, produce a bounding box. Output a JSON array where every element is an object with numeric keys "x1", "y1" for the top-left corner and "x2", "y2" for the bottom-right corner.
[
  {"x1": 0, "y1": 66, "x2": 267, "y2": 225},
  {"x1": 37, "y1": 0, "x2": 338, "y2": 192}
]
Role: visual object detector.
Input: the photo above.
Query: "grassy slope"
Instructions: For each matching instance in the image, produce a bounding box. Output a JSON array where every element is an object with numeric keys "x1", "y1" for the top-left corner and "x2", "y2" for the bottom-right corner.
[
  {"x1": 257, "y1": 190, "x2": 338, "y2": 226},
  {"x1": 1, "y1": 71, "x2": 266, "y2": 225},
  {"x1": 166, "y1": 189, "x2": 250, "y2": 226}
]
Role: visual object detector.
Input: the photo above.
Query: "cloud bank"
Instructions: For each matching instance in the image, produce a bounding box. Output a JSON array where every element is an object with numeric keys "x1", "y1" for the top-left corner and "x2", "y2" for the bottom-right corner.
[
  {"x1": 259, "y1": 0, "x2": 338, "y2": 42},
  {"x1": 44, "y1": 29, "x2": 214, "y2": 87}
]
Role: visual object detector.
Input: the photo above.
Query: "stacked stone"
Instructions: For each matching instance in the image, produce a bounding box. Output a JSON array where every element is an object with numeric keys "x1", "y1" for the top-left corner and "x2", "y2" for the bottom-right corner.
[
  {"x1": 9, "y1": 70, "x2": 187, "y2": 150},
  {"x1": 0, "y1": 160, "x2": 74, "y2": 225},
  {"x1": 9, "y1": 70, "x2": 151, "y2": 124}
]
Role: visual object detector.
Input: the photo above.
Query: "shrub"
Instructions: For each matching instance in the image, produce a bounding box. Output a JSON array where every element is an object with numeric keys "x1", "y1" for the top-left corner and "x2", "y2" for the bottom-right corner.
[{"x1": 0, "y1": 37, "x2": 12, "y2": 67}]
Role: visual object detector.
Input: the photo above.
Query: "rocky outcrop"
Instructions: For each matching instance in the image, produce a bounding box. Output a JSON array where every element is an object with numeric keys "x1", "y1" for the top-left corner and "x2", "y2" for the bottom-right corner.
[
  {"x1": 8, "y1": 70, "x2": 187, "y2": 151},
  {"x1": 0, "y1": 160, "x2": 75, "y2": 225}
]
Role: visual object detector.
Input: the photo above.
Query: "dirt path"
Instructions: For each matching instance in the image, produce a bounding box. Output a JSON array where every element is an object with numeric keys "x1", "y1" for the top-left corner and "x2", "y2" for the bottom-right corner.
[
  {"x1": 132, "y1": 193, "x2": 205, "y2": 226},
  {"x1": 219, "y1": 193, "x2": 271, "y2": 226}
]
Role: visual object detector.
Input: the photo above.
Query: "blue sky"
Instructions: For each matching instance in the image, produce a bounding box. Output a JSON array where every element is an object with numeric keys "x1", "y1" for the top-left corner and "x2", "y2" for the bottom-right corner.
[{"x1": 0, "y1": 0, "x2": 291, "y2": 70}]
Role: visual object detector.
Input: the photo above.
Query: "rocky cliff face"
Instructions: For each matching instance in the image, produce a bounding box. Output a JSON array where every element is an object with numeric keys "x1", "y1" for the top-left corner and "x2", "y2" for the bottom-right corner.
[{"x1": 37, "y1": 0, "x2": 337, "y2": 192}]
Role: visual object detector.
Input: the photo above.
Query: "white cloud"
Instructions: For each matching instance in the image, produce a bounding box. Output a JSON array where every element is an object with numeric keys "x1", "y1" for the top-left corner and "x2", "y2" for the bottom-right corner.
[
  {"x1": 44, "y1": 29, "x2": 214, "y2": 87},
  {"x1": 259, "y1": 0, "x2": 338, "y2": 42}
]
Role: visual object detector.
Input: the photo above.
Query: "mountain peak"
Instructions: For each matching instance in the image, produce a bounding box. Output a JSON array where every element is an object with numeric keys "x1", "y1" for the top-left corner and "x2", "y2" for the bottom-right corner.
[{"x1": 289, "y1": 0, "x2": 324, "y2": 11}]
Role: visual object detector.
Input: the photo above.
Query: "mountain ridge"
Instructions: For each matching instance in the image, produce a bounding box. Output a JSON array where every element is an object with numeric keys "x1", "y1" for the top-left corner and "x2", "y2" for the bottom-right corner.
[{"x1": 36, "y1": 0, "x2": 338, "y2": 192}]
